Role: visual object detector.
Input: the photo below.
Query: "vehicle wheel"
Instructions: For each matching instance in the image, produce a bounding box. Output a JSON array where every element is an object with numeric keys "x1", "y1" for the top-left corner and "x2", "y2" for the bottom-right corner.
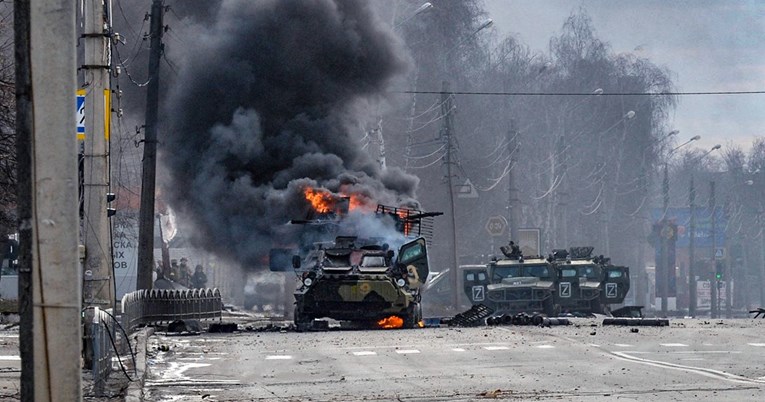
[
  {"x1": 589, "y1": 299, "x2": 603, "y2": 314},
  {"x1": 542, "y1": 296, "x2": 555, "y2": 317},
  {"x1": 293, "y1": 306, "x2": 312, "y2": 332},
  {"x1": 403, "y1": 304, "x2": 419, "y2": 329}
]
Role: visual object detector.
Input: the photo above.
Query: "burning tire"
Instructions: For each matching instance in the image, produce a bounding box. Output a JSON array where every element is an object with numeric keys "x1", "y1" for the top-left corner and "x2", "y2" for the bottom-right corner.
[{"x1": 402, "y1": 302, "x2": 422, "y2": 329}]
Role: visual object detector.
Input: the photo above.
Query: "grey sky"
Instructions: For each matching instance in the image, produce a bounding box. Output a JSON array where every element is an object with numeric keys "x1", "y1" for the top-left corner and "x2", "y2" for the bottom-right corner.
[{"x1": 483, "y1": 0, "x2": 765, "y2": 152}]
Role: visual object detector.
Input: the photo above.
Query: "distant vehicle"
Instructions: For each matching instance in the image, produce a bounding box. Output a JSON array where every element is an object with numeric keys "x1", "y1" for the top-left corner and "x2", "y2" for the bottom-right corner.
[
  {"x1": 463, "y1": 243, "x2": 557, "y2": 316},
  {"x1": 462, "y1": 244, "x2": 631, "y2": 317},
  {"x1": 550, "y1": 247, "x2": 630, "y2": 315}
]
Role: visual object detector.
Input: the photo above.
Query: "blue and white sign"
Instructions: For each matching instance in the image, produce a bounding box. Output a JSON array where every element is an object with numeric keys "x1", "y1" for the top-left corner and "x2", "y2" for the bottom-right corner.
[{"x1": 76, "y1": 89, "x2": 85, "y2": 139}]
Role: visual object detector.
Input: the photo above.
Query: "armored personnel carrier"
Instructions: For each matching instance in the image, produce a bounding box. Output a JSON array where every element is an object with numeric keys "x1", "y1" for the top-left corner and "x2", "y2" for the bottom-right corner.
[
  {"x1": 270, "y1": 203, "x2": 440, "y2": 330},
  {"x1": 289, "y1": 235, "x2": 429, "y2": 330},
  {"x1": 463, "y1": 243, "x2": 557, "y2": 316},
  {"x1": 550, "y1": 247, "x2": 630, "y2": 315}
]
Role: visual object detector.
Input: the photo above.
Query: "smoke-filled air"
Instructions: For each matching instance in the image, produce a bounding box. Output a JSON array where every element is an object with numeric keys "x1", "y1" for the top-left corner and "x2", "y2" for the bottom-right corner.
[{"x1": 161, "y1": 0, "x2": 419, "y2": 266}]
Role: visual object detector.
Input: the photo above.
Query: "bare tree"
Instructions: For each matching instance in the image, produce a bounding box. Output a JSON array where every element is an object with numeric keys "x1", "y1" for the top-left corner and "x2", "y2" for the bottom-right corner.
[{"x1": 0, "y1": 2, "x2": 15, "y2": 235}]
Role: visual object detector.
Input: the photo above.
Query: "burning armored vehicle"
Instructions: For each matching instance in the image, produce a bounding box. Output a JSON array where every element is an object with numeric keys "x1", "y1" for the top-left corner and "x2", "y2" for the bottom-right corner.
[
  {"x1": 289, "y1": 233, "x2": 429, "y2": 330},
  {"x1": 270, "y1": 192, "x2": 440, "y2": 330}
]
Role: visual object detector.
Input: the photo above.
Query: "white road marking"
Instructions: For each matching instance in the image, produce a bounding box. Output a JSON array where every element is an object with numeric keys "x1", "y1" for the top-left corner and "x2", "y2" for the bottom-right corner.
[
  {"x1": 451, "y1": 348, "x2": 466, "y2": 352},
  {"x1": 265, "y1": 355, "x2": 292, "y2": 360},
  {"x1": 614, "y1": 344, "x2": 633, "y2": 347},
  {"x1": 682, "y1": 358, "x2": 705, "y2": 361},
  {"x1": 353, "y1": 351, "x2": 377, "y2": 356},
  {"x1": 612, "y1": 351, "x2": 764, "y2": 385},
  {"x1": 748, "y1": 343, "x2": 765, "y2": 347},
  {"x1": 483, "y1": 346, "x2": 509, "y2": 351},
  {"x1": 396, "y1": 349, "x2": 421, "y2": 354},
  {"x1": 535, "y1": 345, "x2": 555, "y2": 349},
  {"x1": 660, "y1": 343, "x2": 689, "y2": 347},
  {"x1": 0, "y1": 356, "x2": 20, "y2": 361},
  {"x1": 588, "y1": 344, "x2": 600, "y2": 347}
]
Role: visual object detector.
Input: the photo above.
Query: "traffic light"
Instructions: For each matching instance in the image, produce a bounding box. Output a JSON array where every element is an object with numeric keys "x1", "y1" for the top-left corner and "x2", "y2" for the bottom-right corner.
[{"x1": 715, "y1": 261, "x2": 724, "y2": 280}]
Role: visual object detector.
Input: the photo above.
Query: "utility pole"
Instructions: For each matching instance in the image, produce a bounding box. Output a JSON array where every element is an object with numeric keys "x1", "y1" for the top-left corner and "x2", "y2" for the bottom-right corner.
[
  {"x1": 17, "y1": 1, "x2": 82, "y2": 400},
  {"x1": 710, "y1": 181, "x2": 718, "y2": 318},
  {"x1": 441, "y1": 81, "x2": 460, "y2": 309},
  {"x1": 507, "y1": 120, "x2": 520, "y2": 243},
  {"x1": 82, "y1": 0, "x2": 115, "y2": 314},
  {"x1": 660, "y1": 164, "x2": 670, "y2": 314},
  {"x1": 137, "y1": 0, "x2": 165, "y2": 290},
  {"x1": 689, "y1": 175, "x2": 697, "y2": 316},
  {"x1": 556, "y1": 133, "x2": 567, "y2": 248}
]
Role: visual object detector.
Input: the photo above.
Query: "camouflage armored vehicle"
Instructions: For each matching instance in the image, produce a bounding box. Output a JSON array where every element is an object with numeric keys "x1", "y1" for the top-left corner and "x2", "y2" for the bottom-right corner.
[
  {"x1": 270, "y1": 203, "x2": 440, "y2": 330},
  {"x1": 289, "y1": 235, "x2": 429, "y2": 330},
  {"x1": 463, "y1": 243, "x2": 557, "y2": 316},
  {"x1": 551, "y1": 247, "x2": 630, "y2": 315}
]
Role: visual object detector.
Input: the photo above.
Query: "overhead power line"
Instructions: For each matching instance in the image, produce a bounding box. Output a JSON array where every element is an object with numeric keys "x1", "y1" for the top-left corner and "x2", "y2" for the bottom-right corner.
[{"x1": 396, "y1": 90, "x2": 765, "y2": 97}]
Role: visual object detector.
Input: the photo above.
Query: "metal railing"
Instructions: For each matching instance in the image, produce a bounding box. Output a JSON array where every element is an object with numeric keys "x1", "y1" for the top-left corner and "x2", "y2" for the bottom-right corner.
[
  {"x1": 89, "y1": 307, "x2": 115, "y2": 396},
  {"x1": 121, "y1": 288, "x2": 223, "y2": 333}
]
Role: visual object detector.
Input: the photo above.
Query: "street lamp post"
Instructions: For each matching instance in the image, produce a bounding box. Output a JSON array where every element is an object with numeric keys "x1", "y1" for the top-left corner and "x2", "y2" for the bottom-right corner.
[{"x1": 660, "y1": 134, "x2": 700, "y2": 314}]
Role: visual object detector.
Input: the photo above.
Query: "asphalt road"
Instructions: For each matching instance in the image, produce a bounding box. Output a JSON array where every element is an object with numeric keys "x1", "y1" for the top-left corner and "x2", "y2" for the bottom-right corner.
[{"x1": 142, "y1": 318, "x2": 765, "y2": 401}]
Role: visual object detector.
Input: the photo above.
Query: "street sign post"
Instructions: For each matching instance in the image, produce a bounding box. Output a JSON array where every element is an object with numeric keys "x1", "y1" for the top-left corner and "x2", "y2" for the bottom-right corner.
[{"x1": 485, "y1": 216, "x2": 507, "y2": 237}]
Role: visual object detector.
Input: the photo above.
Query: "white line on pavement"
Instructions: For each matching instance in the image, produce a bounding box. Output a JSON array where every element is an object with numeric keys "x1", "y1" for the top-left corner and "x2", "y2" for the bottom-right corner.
[
  {"x1": 396, "y1": 350, "x2": 421, "y2": 354},
  {"x1": 535, "y1": 345, "x2": 555, "y2": 349},
  {"x1": 451, "y1": 348, "x2": 466, "y2": 352},
  {"x1": 748, "y1": 343, "x2": 765, "y2": 347},
  {"x1": 483, "y1": 346, "x2": 510, "y2": 351},
  {"x1": 265, "y1": 355, "x2": 292, "y2": 360},
  {"x1": 614, "y1": 344, "x2": 633, "y2": 347},
  {"x1": 0, "y1": 356, "x2": 20, "y2": 361},
  {"x1": 660, "y1": 343, "x2": 689, "y2": 347},
  {"x1": 353, "y1": 351, "x2": 377, "y2": 356}
]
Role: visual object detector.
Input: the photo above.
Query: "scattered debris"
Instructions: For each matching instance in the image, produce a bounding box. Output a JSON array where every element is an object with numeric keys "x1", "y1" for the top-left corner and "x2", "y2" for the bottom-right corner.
[
  {"x1": 610, "y1": 305, "x2": 644, "y2": 318},
  {"x1": 479, "y1": 389, "x2": 503, "y2": 398},
  {"x1": 167, "y1": 319, "x2": 202, "y2": 334},
  {"x1": 630, "y1": 328, "x2": 639, "y2": 333},
  {"x1": 448, "y1": 304, "x2": 494, "y2": 327},
  {"x1": 208, "y1": 322, "x2": 238, "y2": 333},
  {"x1": 750, "y1": 307, "x2": 765, "y2": 318},
  {"x1": 602, "y1": 318, "x2": 669, "y2": 327}
]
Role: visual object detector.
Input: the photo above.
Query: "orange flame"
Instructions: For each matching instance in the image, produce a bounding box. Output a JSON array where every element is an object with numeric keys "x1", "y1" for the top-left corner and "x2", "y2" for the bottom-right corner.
[
  {"x1": 304, "y1": 188, "x2": 336, "y2": 213},
  {"x1": 397, "y1": 210, "x2": 412, "y2": 236},
  {"x1": 377, "y1": 315, "x2": 404, "y2": 329}
]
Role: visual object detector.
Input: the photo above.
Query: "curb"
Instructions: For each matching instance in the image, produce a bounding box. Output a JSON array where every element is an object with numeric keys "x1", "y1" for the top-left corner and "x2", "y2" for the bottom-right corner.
[{"x1": 124, "y1": 327, "x2": 154, "y2": 402}]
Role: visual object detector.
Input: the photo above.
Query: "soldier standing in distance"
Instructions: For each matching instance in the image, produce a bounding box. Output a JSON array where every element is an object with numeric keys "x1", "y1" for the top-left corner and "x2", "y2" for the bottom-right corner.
[{"x1": 191, "y1": 264, "x2": 208, "y2": 289}]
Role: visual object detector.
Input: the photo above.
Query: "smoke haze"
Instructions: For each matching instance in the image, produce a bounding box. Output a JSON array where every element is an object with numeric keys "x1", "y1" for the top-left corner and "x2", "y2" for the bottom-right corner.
[{"x1": 161, "y1": 0, "x2": 419, "y2": 266}]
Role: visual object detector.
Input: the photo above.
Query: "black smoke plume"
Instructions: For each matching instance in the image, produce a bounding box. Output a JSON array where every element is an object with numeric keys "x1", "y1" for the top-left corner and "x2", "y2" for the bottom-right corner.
[{"x1": 161, "y1": 0, "x2": 418, "y2": 266}]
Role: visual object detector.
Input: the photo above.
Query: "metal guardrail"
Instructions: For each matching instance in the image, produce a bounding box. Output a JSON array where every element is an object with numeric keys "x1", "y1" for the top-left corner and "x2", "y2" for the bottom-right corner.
[
  {"x1": 90, "y1": 307, "x2": 115, "y2": 396},
  {"x1": 121, "y1": 288, "x2": 223, "y2": 334}
]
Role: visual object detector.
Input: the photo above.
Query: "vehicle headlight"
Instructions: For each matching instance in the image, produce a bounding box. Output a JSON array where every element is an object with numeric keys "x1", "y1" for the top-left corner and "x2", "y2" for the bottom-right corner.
[
  {"x1": 396, "y1": 278, "x2": 406, "y2": 287},
  {"x1": 303, "y1": 277, "x2": 313, "y2": 287}
]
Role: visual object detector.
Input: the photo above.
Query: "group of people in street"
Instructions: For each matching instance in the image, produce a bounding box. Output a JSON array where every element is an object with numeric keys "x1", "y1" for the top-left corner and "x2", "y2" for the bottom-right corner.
[{"x1": 155, "y1": 257, "x2": 208, "y2": 288}]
